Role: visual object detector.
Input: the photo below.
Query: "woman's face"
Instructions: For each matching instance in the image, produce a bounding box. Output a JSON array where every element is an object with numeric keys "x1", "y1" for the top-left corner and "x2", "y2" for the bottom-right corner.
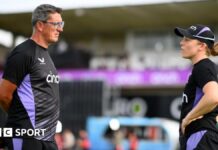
[{"x1": 179, "y1": 37, "x2": 202, "y2": 59}]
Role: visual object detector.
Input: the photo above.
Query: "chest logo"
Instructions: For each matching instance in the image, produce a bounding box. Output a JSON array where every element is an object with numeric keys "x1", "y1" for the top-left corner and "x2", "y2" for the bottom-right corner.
[
  {"x1": 38, "y1": 57, "x2": 46, "y2": 65},
  {"x1": 182, "y1": 93, "x2": 188, "y2": 103},
  {"x1": 46, "y1": 71, "x2": 60, "y2": 84}
]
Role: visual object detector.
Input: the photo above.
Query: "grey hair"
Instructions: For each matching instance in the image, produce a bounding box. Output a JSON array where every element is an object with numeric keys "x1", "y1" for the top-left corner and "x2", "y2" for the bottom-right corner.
[{"x1": 32, "y1": 4, "x2": 62, "y2": 27}]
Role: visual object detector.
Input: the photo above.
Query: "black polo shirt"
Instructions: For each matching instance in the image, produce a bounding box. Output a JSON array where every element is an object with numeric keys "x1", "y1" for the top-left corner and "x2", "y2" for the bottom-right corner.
[
  {"x1": 180, "y1": 58, "x2": 218, "y2": 137},
  {"x1": 2, "y1": 39, "x2": 60, "y2": 141}
]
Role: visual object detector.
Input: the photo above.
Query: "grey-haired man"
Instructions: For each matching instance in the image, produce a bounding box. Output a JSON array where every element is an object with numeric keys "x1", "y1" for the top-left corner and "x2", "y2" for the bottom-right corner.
[{"x1": 0, "y1": 4, "x2": 64, "y2": 150}]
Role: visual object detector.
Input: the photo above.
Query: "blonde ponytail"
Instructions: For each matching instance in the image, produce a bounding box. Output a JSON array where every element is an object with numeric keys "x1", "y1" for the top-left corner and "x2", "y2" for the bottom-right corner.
[{"x1": 210, "y1": 42, "x2": 218, "y2": 56}]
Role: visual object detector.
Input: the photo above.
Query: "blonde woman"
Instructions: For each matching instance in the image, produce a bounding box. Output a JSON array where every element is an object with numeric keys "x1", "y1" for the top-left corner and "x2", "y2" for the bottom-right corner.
[{"x1": 174, "y1": 24, "x2": 218, "y2": 150}]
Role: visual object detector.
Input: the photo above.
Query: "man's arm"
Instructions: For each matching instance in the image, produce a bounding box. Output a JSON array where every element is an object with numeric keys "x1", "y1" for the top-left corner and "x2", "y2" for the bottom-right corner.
[
  {"x1": 0, "y1": 79, "x2": 17, "y2": 112},
  {"x1": 181, "y1": 81, "x2": 218, "y2": 134}
]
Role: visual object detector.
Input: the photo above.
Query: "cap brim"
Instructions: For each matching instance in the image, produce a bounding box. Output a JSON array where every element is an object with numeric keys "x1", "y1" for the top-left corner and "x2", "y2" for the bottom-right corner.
[{"x1": 174, "y1": 27, "x2": 193, "y2": 38}]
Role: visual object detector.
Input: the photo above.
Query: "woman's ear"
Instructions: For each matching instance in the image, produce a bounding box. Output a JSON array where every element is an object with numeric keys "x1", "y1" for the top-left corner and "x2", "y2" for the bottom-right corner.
[{"x1": 198, "y1": 42, "x2": 207, "y2": 51}]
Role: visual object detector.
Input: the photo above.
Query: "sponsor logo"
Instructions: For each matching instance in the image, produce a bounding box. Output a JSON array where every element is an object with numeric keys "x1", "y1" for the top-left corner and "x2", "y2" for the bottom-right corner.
[
  {"x1": 110, "y1": 97, "x2": 147, "y2": 117},
  {"x1": 190, "y1": 26, "x2": 197, "y2": 31},
  {"x1": 182, "y1": 93, "x2": 188, "y2": 103},
  {"x1": 46, "y1": 71, "x2": 60, "y2": 84},
  {"x1": 38, "y1": 57, "x2": 46, "y2": 65}
]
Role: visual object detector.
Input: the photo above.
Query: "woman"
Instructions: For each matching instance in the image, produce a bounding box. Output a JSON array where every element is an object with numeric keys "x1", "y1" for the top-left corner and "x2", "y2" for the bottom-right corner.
[{"x1": 174, "y1": 24, "x2": 218, "y2": 150}]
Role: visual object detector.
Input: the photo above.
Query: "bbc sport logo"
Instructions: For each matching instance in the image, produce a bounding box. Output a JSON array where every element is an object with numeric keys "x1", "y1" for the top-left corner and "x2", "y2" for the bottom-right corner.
[
  {"x1": 0, "y1": 128, "x2": 12, "y2": 137},
  {"x1": 0, "y1": 128, "x2": 46, "y2": 137}
]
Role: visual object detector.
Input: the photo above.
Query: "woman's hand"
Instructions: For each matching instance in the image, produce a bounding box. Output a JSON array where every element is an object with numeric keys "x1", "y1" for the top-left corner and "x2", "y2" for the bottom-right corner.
[{"x1": 181, "y1": 115, "x2": 203, "y2": 134}]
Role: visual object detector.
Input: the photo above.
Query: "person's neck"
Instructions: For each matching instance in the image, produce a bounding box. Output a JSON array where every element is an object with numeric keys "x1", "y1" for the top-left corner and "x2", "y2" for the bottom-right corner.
[
  {"x1": 191, "y1": 54, "x2": 208, "y2": 65},
  {"x1": 30, "y1": 34, "x2": 49, "y2": 49}
]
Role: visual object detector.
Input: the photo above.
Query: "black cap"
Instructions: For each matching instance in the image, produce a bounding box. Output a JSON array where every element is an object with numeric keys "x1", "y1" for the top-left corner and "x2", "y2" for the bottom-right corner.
[{"x1": 174, "y1": 24, "x2": 215, "y2": 49}]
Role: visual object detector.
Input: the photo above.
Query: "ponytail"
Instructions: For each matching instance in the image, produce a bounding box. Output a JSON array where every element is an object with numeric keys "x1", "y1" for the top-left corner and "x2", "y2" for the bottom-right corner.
[{"x1": 211, "y1": 42, "x2": 218, "y2": 56}]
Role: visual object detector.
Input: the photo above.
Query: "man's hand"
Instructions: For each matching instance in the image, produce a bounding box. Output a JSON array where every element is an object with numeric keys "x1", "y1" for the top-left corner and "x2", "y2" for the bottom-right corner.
[{"x1": 0, "y1": 79, "x2": 17, "y2": 112}]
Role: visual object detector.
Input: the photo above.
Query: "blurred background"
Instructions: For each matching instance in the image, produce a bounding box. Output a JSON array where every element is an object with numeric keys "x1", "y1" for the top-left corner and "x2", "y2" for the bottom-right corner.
[{"x1": 0, "y1": 0, "x2": 218, "y2": 150}]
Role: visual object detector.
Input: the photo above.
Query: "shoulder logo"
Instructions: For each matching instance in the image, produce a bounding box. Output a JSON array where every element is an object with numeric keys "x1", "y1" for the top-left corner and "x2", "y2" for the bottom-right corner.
[
  {"x1": 38, "y1": 57, "x2": 46, "y2": 65},
  {"x1": 190, "y1": 26, "x2": 197, "y2": 31}
]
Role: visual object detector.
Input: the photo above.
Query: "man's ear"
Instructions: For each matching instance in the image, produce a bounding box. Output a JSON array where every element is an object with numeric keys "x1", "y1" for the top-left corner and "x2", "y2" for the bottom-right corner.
[{"x1": 35, "y1": 21, "x2": 44, "y2": 32}]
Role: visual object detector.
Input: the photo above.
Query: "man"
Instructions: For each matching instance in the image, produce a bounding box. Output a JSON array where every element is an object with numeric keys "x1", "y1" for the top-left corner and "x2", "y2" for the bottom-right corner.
[{"x1": 0, "y1": 4, "x2": 64, "y2": 150}]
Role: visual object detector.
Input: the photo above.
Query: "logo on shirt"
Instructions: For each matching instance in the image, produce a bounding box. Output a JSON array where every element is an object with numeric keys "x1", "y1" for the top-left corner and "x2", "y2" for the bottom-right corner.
[
  {"x1": 38, "y1": 57, "x2": 46, "y2": 65},
  {"x1": 182, "y1": 93, "x2": 188, "y2": 103},
  {"x1": 190, "y1": 26, "x2": 197, "y2": 31},
  {"x1": 46, "y1": 71, "x2": 60, "y2": 84}
]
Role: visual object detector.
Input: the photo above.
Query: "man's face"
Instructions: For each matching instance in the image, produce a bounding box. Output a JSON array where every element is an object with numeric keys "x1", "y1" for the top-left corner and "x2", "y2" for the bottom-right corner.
[{"x1": 42, "y1": 13, "x2": 64, "y2": 44}]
